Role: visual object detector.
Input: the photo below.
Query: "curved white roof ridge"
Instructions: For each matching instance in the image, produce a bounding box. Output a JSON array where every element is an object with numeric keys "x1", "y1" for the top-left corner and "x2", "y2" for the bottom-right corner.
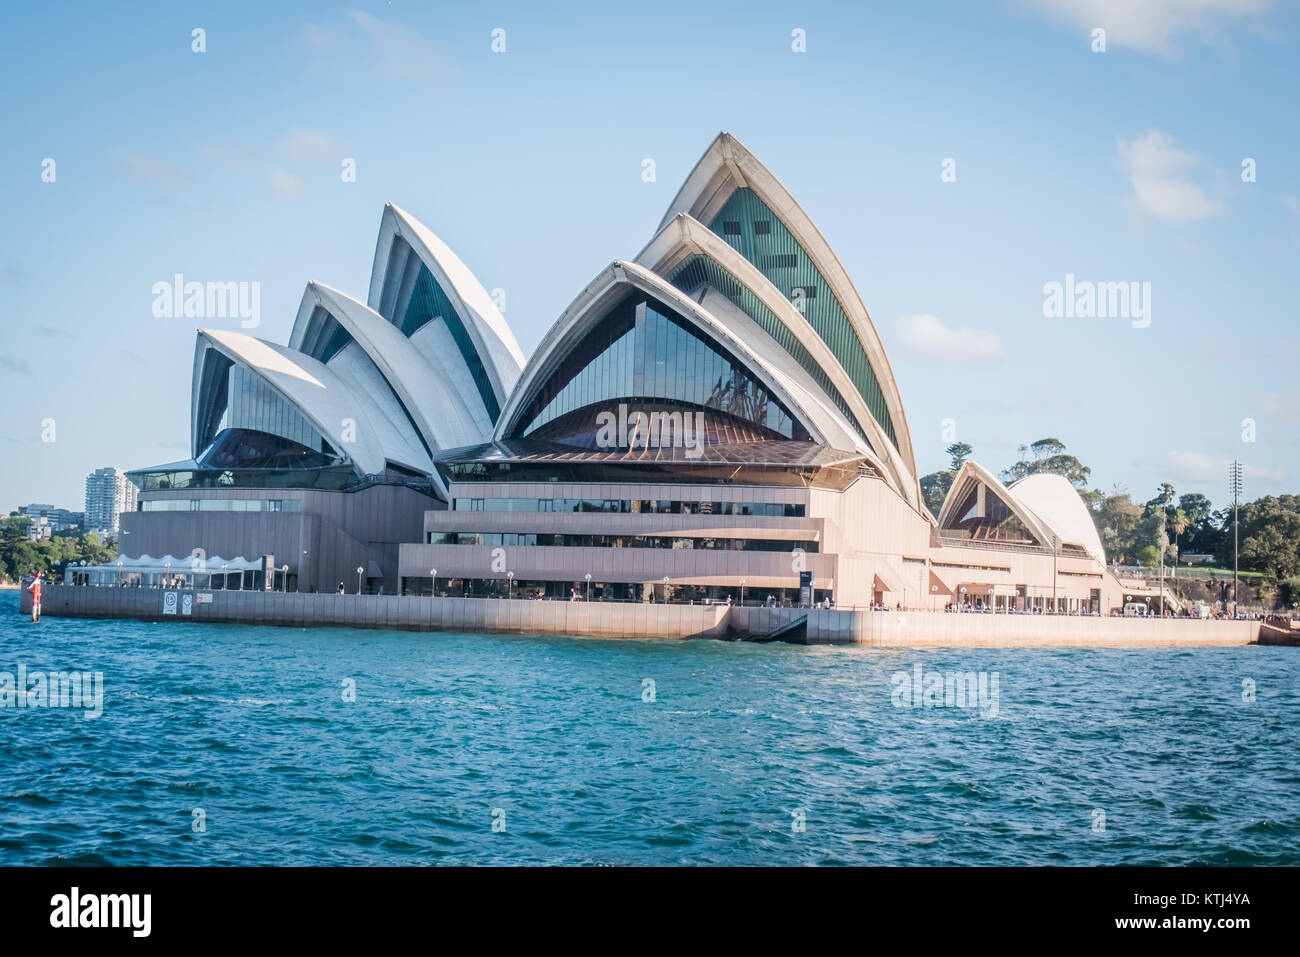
[
  {"x1": 655, "y1": 132, "x2": 917, "y2": 480},
  {"x1": 936, "y1": 460, "x2": 1060, "y2": 550},
  {"x1": 193, "y1": 328, "x2": 395, "y2": 477},
  {"x1": 368, "y1": 203, "x2": 524, "y2": 409},
  {"x1": 291, "y1": 280, "x2": 482, "y2": 456},
  {"x1": 494, "y1": 260, "x2": 874, "y2": 460},
  {"x1": 1008, "y1": 473, "x2": 1107, "y2": 563},
  {"x1": 636, "y1": 211, "x2": 921, "y2": 511}
]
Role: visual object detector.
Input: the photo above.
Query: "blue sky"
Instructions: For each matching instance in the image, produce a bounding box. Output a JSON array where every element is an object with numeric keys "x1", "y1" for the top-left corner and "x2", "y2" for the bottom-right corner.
[{"x1": 1, "y1": 0, "x2": 1297, "y2": 514}]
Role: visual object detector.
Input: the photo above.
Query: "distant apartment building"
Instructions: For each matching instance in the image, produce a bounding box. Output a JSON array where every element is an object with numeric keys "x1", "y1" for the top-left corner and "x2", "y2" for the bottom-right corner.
[
  {"x1": 84, "y1": 468, "x2": 138, "y2": 537},
  {"x1": 19, "y1": 503, "x2": 84, "y2": 531},
  {"x1": 19, "y1": 503, "x2": 85, "y2": 541}
]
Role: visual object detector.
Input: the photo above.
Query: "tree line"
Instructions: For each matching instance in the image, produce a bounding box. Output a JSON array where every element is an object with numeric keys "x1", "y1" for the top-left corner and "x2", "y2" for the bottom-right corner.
[{"x1": 0, "y1": 514, "x2": 117, "y2": 584}]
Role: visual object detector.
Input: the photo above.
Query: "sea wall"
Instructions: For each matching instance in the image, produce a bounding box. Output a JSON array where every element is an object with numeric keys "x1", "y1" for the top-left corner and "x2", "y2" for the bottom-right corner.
[{"x1": 16, "y1": 585, "x2": 1264, "y2": 647}]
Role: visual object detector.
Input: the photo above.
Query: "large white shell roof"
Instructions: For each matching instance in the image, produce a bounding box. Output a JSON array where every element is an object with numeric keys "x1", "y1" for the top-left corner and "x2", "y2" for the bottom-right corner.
[{"x1": 1008, "y1": 473, "x2": 1107, "y2": 563}]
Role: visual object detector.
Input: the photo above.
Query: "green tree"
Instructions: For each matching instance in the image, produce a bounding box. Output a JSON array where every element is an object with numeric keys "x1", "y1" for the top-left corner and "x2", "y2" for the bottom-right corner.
[
  {"x1": 1146, "y1": 483, "x2": 1176, "y2": 507},
  {"x1": 1167, "y1": 508, "x2": 1190, "y2": 565},
  {"x1": 1236, "y1": 498, "x2": 1300, "y2": 580},
  {"x1": 1093, "y1": 490, "x2": 1142, "y2": 564},
  {"x1": 0, "y1": 518, "x2": 119, "y2": 583},
  {"x1": 946, "y1": 442, "x2": 972, "y2": 471},
  {"x1": 919, "y1": 443, "x2": 975, "y2": 519},
  {"x1": 1135, "y1": 506, "x2": 1170, "y2": 566},
  {"x1": 1000, "y1": 437, "x2": 1092, "y2": 489},
  {"x1": 1178, "y1": 493, "x2": 1213, "y2": 526}
]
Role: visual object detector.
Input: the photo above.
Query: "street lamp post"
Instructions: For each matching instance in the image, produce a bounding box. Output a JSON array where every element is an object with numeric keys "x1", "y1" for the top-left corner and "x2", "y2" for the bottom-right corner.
[
  {"x1": 221, "y1": 563, "x2": 228, "y2": 591},
  {"x1": 507, "y1": 571, "x2": 515, "y2": 600},
  {"x1": 430, "y1": 568, "x2": 437, "y2": 598},
  {"x1": 163, "y1": 561, "x2": 171, "y2": 589},
  {"x1": 584, "y1": 572, "x2": 592, "y2": 602},
  {"x1": 1230, "y1": 461, "x2": 1243, "y2": 619},
  {"x1": 1051, "y1": 534, "x2": 1059, "y2": 614},
  {"x1": 662, "y1": 576, "x2": 670, "y2": 604},
  {"x1": 356, "y1": 565, "x2": 364, "y2": 595},
  {"x1": 281, "y1": 564, "x2": 289, "y2": 592},
  {"x1": 116, "y1": 559, "x2": 124, "y2": 588},
  {"x1": 1158, "y1": 543, "x2": 1166, "y2": 617},
  {"x1": 739, "y1": 578, "x2": 746, "y2": 606}
]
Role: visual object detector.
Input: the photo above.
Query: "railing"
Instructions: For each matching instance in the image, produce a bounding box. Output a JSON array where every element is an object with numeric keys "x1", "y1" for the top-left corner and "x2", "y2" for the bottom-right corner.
[
  {"x1": 935, "y1": 536, "x2": 1091, "y2": 559},
  {"x1": 1111, "y1": 564, "x2": 1227, "y2": 580}
]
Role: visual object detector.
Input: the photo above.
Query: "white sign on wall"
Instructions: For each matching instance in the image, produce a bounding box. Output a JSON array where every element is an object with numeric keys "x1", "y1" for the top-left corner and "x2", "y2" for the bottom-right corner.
[
  {"x1": 182, "y1": 593, "x2": 193, "y2": 616},
  {"x1": 163, "y1": 591, "x2": 178, "y2": 615}
]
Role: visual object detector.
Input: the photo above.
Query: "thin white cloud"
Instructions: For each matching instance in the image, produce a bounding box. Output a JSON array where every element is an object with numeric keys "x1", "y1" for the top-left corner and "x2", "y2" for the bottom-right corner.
[
  {"x1": 115, "y1": 150, "x2": 186, "y2": 187},
  {"x1": 1258, "y1": 389, "x2": 1300, "y2": 428},
  {"x1": 1016, "y1": 0, "x2": 1274, "y2": 56},
  {"x1": 894, "y1": 314, "x2": 1007, "y2": 361},
  {"x1": 302, "y1": 22, "x2": 337, "y2": 51},
  {"x1": 1283, "y1": 195, "x2": 1300, "y2": 216},
  {"x1": 344, "y1": 9, "x2": 440, "y2": 81},
  {"x1": 1118, "y1": 130, "x2": 1223, "y2": 224},
  {"x1": 279, "y1": 130, "x2": 341, "y2": 160},
  {"x1": 1165, "y1": 450, "x2": 1283, "y2": 484},
  {"x1": 270, "y1": 170, "x2": 308, "y2": 198}
]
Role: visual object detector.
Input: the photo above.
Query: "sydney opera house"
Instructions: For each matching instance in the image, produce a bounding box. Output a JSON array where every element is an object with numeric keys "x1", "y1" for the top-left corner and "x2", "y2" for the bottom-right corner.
[{"x1": 116, "y1": 133, "x2": 1126, "y2": 613}]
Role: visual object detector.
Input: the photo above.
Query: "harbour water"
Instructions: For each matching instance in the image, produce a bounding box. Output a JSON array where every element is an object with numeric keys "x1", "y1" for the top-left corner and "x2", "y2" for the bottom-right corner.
[{"x1": 2, "y1": 594, "x2": 1297, "y2": 866}]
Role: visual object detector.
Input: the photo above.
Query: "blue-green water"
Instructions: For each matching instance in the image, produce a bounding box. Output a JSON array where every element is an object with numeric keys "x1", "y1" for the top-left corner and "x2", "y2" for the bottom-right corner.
[{"x1": 2, "y1": 595, "x2": 1297, "y2": 865}]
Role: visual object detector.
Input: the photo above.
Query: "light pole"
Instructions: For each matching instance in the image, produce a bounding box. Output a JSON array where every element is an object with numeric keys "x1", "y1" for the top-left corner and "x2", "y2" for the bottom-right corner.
[
  {"x1": 1230, "y1": 461, "x2": 1243, "y2": 619},
  {"x1": 356, "y1": 565, "x2": 364, "y2": 595},
  {"x1": 987, "y1": 586, "x2": 995, "y2": 614},
  {"x1": 585, "y1": 572, "x2": 592, "y2": 601},
  {"x1": 116, "y1": 559, "x2": 124, "y2": 588},
  {"x1": 430, "y1": 568, "x2": 437, "y2": 598},
  {"x1": 221, "y1": 563, "x2": 228, "y2": 591},
  {"x1": 163, "y1": 561, "x2": 171, "y2": 589},
  {"x1": 507, "y1": 570, "x2": 515, "y2": 600},
  {"x1": 1051, "y1": 534, "x2": 1059, "y2": 614},
  {"x1": 739, "y1": 578, "x2": 746, "y2": 606},
  {"x1": 1158, "y1": 543, "x2": 1166, "y2": 617}
]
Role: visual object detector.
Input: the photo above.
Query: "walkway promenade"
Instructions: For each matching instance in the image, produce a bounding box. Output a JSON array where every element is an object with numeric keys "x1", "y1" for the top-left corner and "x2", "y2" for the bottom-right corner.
[{"x1": 18, "y1": 585, "x2": 1263, "y2": 647}]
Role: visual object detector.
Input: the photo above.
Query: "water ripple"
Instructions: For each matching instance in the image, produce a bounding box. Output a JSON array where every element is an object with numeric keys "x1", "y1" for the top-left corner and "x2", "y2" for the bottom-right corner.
[{"x1": 1, "y1": 596, "x2": 1297, "y2": 865}]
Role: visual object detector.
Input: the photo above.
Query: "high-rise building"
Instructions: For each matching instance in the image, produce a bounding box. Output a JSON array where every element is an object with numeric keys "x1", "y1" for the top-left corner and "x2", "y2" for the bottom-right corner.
[{"x1": 84, "y1": 468, "x2": 138, "y2": 537}]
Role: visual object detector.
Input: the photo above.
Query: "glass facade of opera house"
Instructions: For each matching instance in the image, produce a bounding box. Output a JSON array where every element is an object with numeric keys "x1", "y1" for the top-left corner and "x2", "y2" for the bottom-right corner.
[{"x1": 107, "y1": 134, "x2": 1125, "y2": 613}]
